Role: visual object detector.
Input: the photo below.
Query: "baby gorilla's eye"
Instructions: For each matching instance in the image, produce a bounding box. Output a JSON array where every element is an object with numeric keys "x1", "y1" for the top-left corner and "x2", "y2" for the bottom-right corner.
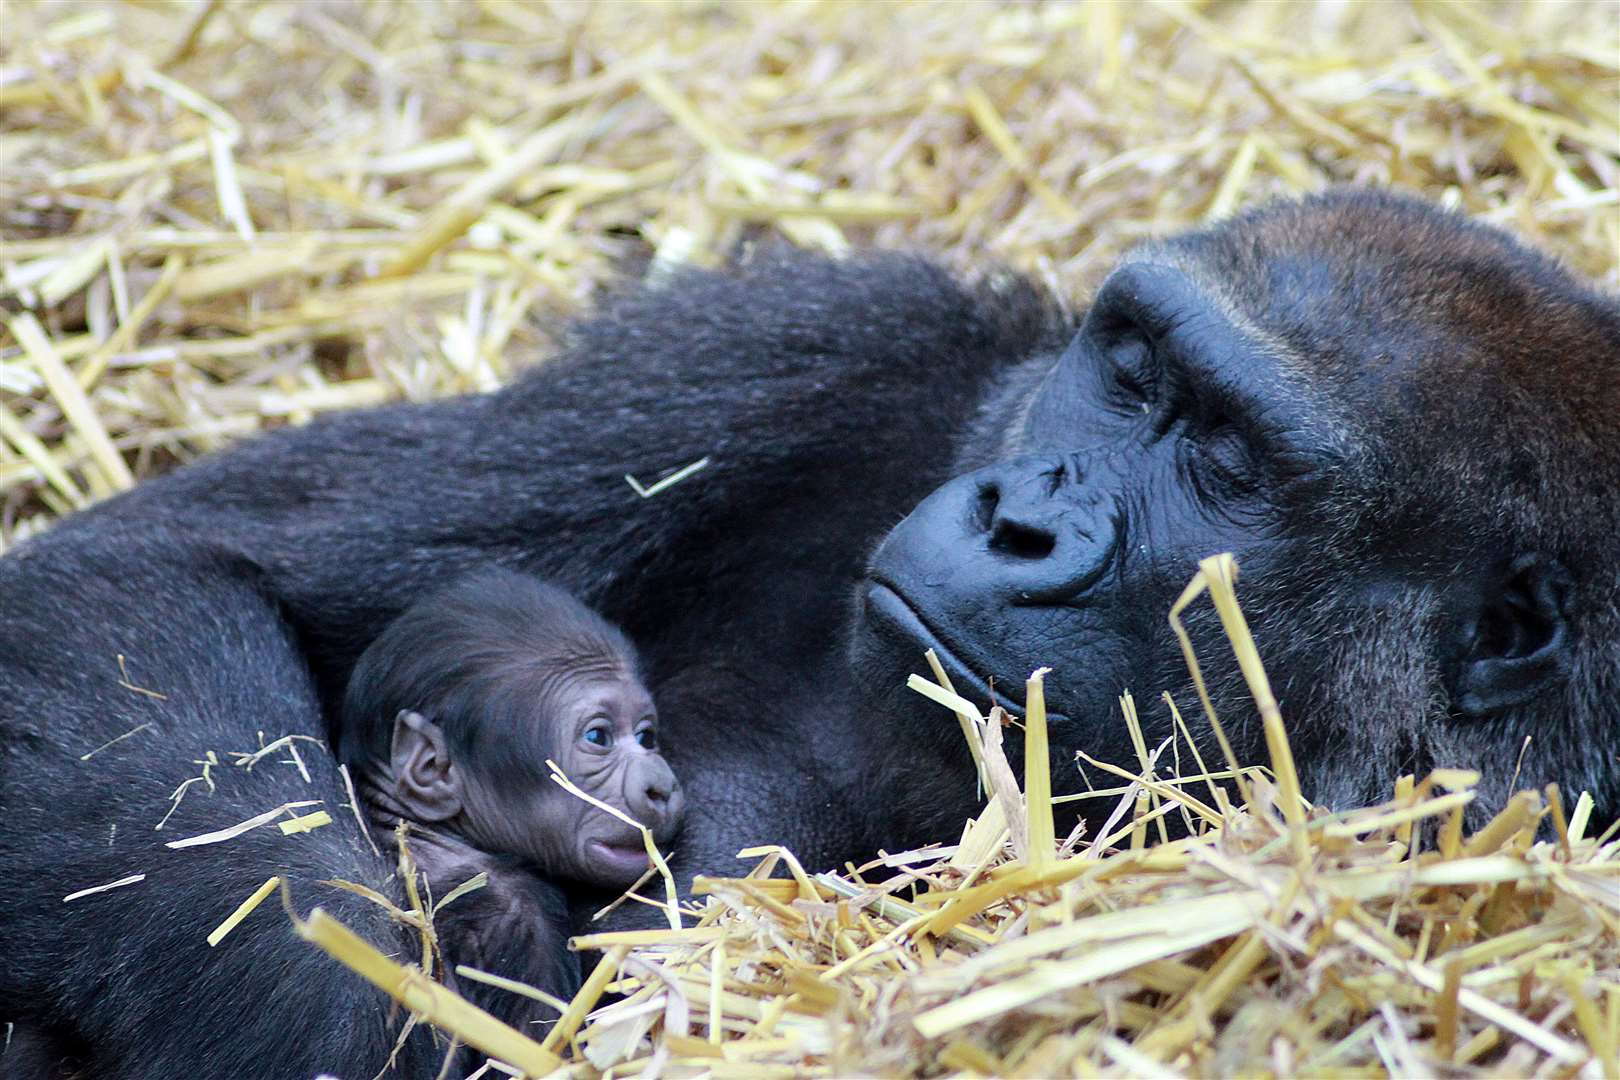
[
  {"x1": 582, "y1": 722, "x2": 613, "y2": 748},
  {"x1": 635, "y1": 727, "x2": 658, "y2": 751}
]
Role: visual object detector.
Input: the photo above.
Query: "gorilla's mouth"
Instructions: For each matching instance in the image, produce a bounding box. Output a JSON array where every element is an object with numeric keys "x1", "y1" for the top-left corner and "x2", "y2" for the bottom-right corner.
[
  {"x1": 588, "y1": 838, "x2": 651, "y2": 878},
  {"x1": 864, "y1": 580, "x2": 1043, "y2": 722}
]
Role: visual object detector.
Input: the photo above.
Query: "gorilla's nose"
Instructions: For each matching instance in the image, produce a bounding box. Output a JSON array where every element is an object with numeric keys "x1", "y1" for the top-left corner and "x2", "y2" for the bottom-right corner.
[
  {"x1": 979, "y1": 463, "x2": 1063, "y2": 560},
  {"x1": 868, "y1": 452, "x2": 1116, "y2": 617},
  {"x1": 965, "y1": 455, "x2": 1114, "y2": 603},
  {"x1": 628, "y1": 757, "x2": 684, "y2": 831}
]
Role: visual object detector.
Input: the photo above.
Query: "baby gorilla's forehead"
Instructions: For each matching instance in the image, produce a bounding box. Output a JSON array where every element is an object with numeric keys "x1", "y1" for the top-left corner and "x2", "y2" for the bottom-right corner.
[{"x1": 541, "y1": 668, "x2": 655, "y2": 731}]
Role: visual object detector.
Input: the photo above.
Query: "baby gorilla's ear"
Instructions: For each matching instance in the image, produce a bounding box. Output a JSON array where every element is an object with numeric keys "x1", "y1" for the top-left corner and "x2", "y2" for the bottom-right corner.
[{"x1": 390, "y1": 710, "x2": 463, "y2": 822}]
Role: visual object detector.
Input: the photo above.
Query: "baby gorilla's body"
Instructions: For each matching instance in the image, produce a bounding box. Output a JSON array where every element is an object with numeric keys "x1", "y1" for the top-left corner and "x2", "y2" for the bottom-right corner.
[{"x1": 337, "y1": 569, "x2": 684, "y2": 1033}]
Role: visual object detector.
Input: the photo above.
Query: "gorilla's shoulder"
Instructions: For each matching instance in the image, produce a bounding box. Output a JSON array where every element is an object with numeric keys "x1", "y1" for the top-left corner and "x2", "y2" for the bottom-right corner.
[{"x1": 549, "y1": 248, "x2": 1072, "y2": 385}]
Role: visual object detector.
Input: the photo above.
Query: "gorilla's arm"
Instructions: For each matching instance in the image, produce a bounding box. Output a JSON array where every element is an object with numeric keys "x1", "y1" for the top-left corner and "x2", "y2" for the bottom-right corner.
[
  {"x1": 433, "y1": 860, "x2": 581, "y2": 1034},
  {"x1": 24, "y1": 252, "x2": 1067, "y2": 894},
  {"x1": 58, "y1": 252, "x2": 1067, "y2": 693}
]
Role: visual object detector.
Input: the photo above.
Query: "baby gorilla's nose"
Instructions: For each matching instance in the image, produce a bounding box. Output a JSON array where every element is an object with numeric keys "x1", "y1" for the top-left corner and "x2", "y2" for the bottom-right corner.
[{"x1": 627, "y1": 756, "x2": 683, "y2": 833}]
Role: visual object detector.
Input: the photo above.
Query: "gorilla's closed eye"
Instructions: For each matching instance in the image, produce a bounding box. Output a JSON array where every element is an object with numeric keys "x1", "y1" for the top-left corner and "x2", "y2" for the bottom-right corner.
[
  {"x1": 1189, "y1": 426, "x2": 1258, "y2": 495},
  {"x1": 1104, "y1": 334, "x2": 1158, "y2": 409}
]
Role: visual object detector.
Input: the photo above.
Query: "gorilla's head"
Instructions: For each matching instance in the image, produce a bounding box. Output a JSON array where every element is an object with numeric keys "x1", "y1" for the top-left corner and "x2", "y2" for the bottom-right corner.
[{"x1": 852, "y1": 189, "x2": 1620, "y2": 834}]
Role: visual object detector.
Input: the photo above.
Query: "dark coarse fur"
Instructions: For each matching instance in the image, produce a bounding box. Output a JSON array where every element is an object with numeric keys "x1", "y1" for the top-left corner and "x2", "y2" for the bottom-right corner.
[
  {"x1": 0, "y1": 253, "x2": 1062, "y2": 1078},
  {"x1": 0, "y1": 526, "x2": 442, "y2": 1077},
  {"x1": 2, "y1": 191, "x2": 1616, "y2": 1078}
]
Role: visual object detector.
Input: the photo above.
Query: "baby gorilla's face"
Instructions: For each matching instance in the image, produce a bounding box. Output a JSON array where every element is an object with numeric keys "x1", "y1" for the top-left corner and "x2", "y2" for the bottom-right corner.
[{"x1": 463, "y1": 671, "x2": 684, "y2": 889}]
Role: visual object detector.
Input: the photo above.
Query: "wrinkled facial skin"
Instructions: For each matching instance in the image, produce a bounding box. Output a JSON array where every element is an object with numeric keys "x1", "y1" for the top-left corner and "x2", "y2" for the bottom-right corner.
[
  {"x1": 460, "y1": 672, "x2": 684, "y2": 889},
  {"x1": 853, "y1": 264, "x2": 1335, "y2": 816}
]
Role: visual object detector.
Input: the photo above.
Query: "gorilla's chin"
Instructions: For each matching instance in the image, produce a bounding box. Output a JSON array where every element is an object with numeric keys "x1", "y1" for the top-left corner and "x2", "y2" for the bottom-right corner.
[
  {"x1": 853, "y1": 578, "x2": 1108, "y2": 849},
  {"x1": 846, "y1": 582, "x2": 990, "y2": 839}
]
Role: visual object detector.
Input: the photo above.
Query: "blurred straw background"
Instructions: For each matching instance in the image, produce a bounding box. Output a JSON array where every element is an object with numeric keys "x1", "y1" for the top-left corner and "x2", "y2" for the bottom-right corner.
[{"x1": 1, "y1": 0, "x2": 1616, "y2": 551}]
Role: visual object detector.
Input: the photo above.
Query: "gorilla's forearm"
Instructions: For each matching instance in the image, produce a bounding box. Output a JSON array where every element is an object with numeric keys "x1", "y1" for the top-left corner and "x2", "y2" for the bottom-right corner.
[{"x1": 45, "y1": 252, "x2": 1066, "y2": 693}]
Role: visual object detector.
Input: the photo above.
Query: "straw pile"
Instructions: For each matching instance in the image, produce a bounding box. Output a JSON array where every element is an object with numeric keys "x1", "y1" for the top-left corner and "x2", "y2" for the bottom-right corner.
[
  {"x1": 4, "y1": 1, "x2": 1617, "y2": 1077},
  {"x1": 295, "y1": 555, "x2": 1619, "y2": 1078}
]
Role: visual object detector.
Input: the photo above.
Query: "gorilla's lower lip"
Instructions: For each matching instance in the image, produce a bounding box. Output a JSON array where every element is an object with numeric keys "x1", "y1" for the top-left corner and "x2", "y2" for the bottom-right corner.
[
  {"x1": 865, "y1": 580, "x2": 1030, "y2": 719},
  {"x1": 588, "y1": 839, "x2": 650, "y2": 875}
]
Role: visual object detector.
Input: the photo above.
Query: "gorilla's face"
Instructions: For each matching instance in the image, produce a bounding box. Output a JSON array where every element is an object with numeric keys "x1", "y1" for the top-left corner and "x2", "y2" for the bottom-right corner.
[
  {"x1": 852, "y1": 260, "x2": 1339, "y2": 780},
  {"x1": 852, "y1": 192, "x2": 1610, "y2": 840}
]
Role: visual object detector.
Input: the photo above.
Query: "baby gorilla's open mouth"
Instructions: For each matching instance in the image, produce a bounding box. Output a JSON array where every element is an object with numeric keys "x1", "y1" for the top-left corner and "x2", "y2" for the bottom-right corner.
[{"x1": 587, "y1": 838, "x2": 651, "y2": 879}]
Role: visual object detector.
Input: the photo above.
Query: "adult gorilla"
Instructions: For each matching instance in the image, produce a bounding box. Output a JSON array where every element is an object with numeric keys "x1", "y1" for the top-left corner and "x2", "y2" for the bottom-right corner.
[{"x1": 1, "y1": 189, "x2": 1615, "y2": 1077}]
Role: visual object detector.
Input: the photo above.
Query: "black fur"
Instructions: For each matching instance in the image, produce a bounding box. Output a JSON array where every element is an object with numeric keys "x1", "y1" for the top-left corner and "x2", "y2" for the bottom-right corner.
[
  {"x1": 426, "y1": 854, "x2": 580, "y2": 1045},
  {"x1": 0, "y1": 527, "x2": 440, "y2": 1077}
]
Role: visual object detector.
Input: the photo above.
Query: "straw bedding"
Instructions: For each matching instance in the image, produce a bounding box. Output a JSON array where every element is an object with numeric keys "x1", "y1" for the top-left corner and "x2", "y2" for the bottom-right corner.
[{"x1": 2, "y1": 1, "x2": 1616, "y2": 1076}]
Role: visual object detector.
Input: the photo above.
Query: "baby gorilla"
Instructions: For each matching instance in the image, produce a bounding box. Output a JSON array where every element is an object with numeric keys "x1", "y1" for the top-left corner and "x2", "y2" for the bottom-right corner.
[{"x1": 337, "y1": 568, "x2": 683, "y2": 1030}]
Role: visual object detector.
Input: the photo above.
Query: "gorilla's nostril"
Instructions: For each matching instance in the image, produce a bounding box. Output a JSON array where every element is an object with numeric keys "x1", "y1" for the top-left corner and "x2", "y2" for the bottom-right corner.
[
  {"x1": 989, "y1": 519, "x2": 1056, "y2": 560},
  {"x1": 973, "y1": 483, "x2": 998, "y2": 534},
  {"x1": 644, "y1": 784, "x2": 669, "y2": 810}
]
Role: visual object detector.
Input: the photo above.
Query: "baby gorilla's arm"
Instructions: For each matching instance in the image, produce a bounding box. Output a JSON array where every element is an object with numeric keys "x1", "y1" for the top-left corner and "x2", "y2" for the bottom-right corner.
[{"x1": 413, "y1": 836, "x2": 583, "y2": 1034}]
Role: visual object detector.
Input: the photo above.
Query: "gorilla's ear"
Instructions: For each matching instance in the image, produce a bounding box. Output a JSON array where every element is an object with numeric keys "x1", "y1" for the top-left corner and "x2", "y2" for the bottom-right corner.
[
  {"x1": 1453, "y1": 555, "x2": 1572, "y2": 716},
  {"x1": 390, "y1": 709, "x2": 463, "y2": 822}
]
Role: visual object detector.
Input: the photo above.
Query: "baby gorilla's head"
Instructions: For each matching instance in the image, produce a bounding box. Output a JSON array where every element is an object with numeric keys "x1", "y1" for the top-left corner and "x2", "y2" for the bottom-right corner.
[{"x1": 339, "y1": 569, "x2": 684, "y2": 888}]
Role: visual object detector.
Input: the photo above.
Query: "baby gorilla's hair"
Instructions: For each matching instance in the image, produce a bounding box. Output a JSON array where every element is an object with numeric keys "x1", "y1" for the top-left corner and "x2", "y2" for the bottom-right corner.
[{"x1": 337, "y1": 568, "x2": 640, "y2": 782}]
